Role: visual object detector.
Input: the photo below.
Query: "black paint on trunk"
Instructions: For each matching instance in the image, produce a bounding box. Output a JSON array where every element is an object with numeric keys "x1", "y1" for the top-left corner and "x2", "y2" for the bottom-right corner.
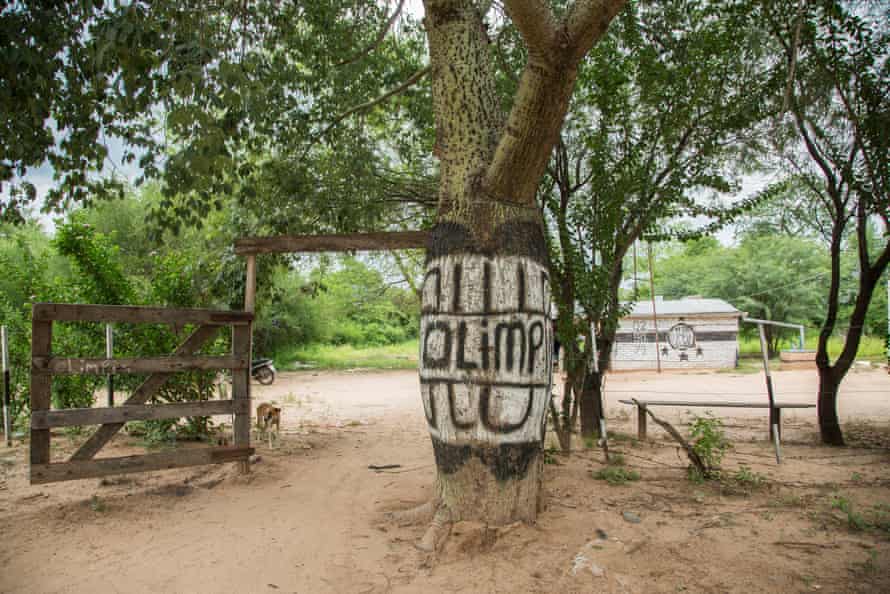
[
  {"x1": 425, "y1": 221, "x2": 548, "y2": 264},
  {"x1": 430, "y1": 435, "x2": 540, "y2": 481}
]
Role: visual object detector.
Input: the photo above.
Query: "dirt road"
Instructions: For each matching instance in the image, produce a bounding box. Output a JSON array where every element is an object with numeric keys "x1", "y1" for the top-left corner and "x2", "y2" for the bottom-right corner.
[{"x1": 1, "y1": 368, "x2": 888, "y2": 593}]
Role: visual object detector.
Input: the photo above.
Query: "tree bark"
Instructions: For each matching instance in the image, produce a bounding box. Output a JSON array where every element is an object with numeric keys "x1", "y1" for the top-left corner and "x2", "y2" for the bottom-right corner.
[
  {"x1": 421, "y1": 220, "x2": 552, "y2": 524},
  {"x1": 578, "y1": 337, "x2": 612, "y2": 438},
  {"x1": 816, "y1": 366, "x2": 844, "y2": 446},
  {"x1": 578, "y1": 370, "x2": 603, "y2": 438}
]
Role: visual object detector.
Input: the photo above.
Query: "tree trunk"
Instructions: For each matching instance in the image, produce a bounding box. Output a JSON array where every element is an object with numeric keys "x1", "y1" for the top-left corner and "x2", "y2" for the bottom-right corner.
[
  {"x1": 578, "y1": 369, "x2": 604, "y2": 438},
  {"x1": 817, "y1": 366, "x2": 844, "y2": 446},
  {"x1": 421, "y1": 220, "x2": 553, "y2": 524},
  {"x1": 417, "y1": 0, "x2": 627, "y2": 529},
  {"x1": 578, "y1": 337, "x2": 612, "y2": 438}
]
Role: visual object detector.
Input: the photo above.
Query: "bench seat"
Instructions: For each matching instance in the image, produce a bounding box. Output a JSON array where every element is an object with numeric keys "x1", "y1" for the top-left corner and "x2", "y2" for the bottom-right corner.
[{"x1": 618, "y1": 399, "x2": 816, "y2": 440}]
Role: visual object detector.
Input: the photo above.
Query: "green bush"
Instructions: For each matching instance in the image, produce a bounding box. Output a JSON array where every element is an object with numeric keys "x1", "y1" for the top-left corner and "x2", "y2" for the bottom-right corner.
[{"x1": 688, "y1": 414, "x2": 731, "y2": 481}]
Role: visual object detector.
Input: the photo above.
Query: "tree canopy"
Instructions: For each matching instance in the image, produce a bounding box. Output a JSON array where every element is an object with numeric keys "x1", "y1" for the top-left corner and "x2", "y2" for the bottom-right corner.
[{"x1": 2, "y1": 1, "x2": 435, "y2": 232}]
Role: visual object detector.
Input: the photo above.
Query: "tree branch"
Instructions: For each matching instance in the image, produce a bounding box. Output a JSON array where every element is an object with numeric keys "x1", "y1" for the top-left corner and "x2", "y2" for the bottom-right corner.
[
  {"x1": 501, "y1": 0, "x2": 558, "y2": 53},
  {"x1": 336, "y1": 0, "x2": 407, "y2": 67},
  {"x1": 564, "y1": 0, "x2": 629, "y2": 63},
  {"x1": 304, "y1": 66, "x2": 431, "y2": 156}
]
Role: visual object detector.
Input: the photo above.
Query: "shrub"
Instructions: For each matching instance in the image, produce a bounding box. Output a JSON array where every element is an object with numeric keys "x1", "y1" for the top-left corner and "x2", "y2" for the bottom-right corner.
[{"x1": 688, "y1": 414, "x2": 731, "y2": 481}]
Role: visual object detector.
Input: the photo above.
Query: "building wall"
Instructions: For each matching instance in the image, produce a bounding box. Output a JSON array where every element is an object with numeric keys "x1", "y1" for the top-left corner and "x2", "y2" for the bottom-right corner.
[{"x1": 610, "y1": 315, "x2": 740, "y2": 370}]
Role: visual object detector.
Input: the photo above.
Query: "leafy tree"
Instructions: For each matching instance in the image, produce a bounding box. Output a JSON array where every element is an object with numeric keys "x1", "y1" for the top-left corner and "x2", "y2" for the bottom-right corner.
[
  {"x1": 656, "y1": 234, "x2": 829, "y2": 356},
  {"x1": 1, "y1": 1, "x2": 436, "y2": 233},
  {"x1": 254, "y1": 256, "x2": 419, "y2": 355},
  {"x1": 541, "y1": 0, "x2": 773, "y2": 445},
  {"x1": 755, "y1": 0, "x2": 890, "y2": 445}
]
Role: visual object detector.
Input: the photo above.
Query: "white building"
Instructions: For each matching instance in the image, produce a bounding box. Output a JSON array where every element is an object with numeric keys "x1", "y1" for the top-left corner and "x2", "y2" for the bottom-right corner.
[{"x1": 610, "y1": 297, "x2": 744, "y2": 370}]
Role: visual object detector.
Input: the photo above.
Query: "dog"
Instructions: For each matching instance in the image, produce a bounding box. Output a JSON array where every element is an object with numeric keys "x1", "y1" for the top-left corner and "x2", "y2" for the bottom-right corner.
[{"x1": 256, "y1": 402, "x2": 282, "y2": 448}]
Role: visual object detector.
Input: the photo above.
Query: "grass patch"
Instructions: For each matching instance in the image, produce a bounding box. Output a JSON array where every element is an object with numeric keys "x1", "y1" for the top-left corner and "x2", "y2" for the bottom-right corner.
[
  {"x1": 592, "y1": 466, "x2": 640, "y2": 485},
  {"x1": 607, "y1": 431, "x2": 636, "y2": 443},
  {"x1": 273, "y1": 340, "x2": 419, "y2": 370},
  {"x1": 738, "y1": 333, "x2": 886, "y2": 361},
  {"x1": 831, "y1": 494, "x2": 869, "y2": 531},
  {"x1": 720, "y1": 465, "x2": 768, "y2": 495},
  {"x1": 607, "y1": 452, "x2": 626, "y2": 467},
  {"x1": 543, "y1": 446, "x2": 559, "y2": 465},
  {"x1": 717, "y1": 357, "x2": 782, "y2": 374},
  {"x1": 769, "y1": 493, "x2": 804, "y2": 508},
  {"x1": 731, "y1": 465, "x2": 767, "y2": 488}
]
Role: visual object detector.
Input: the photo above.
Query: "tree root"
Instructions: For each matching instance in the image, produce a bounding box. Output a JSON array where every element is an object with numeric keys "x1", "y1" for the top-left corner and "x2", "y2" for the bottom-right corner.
[
  {"x1": 384, "y1": 498, "x2": 439, "y2": 527},
  {"x1": 416, "y1": 506, "x2": 453, "y2": 552}
]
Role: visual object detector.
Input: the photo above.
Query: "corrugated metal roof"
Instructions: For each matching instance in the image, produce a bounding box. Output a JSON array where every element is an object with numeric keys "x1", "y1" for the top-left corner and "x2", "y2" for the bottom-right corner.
[{"x1": 625, "y1": 297, "x2": 741, "y2": 317}]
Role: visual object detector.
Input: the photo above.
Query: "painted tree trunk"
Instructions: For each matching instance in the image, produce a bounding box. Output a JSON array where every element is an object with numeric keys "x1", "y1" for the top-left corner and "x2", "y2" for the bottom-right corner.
[
  {"x1": 418, "y1": 0, "x2": 627, "y2": 526},
  {"x1": 420, "y1": 221, "x2": 552, "y2": 524}
]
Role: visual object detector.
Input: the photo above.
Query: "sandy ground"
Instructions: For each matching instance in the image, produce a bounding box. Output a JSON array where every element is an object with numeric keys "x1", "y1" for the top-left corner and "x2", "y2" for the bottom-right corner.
[{"x1": 1, "y1": 366, "x2": 889, "y2": 593}]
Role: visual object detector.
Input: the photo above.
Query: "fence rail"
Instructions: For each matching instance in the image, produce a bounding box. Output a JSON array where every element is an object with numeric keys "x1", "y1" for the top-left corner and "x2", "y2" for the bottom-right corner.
[
  {"x1": 31, "y1": 303, "x2": 253, "y2": 325},
  {"x1": 30, "y1": 303, "x2": 254, "y2": 484}
]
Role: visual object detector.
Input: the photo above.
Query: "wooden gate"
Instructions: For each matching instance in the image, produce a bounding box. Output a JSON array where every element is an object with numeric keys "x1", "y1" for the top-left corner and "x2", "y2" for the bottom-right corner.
[{"x1": 29, "y1": 303, "x2": 254, "y2": 485}]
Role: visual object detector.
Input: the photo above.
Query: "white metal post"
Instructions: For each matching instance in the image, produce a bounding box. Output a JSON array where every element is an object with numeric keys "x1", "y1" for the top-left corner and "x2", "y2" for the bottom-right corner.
[{"x1": 2, "y1": 326, "x2": 10, "y2": 446}]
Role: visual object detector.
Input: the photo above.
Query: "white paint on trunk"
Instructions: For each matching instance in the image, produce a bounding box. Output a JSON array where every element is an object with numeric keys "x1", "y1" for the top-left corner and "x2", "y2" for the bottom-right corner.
[{"x1": 420, "y1": 255, "x2": 553, "y2": 445}]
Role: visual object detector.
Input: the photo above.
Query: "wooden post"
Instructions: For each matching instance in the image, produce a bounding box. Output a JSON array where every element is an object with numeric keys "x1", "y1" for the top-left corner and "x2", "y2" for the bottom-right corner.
[
  {"x1": 106, "y1": 324, "x2": 114, "y2": 407},
  {"x1": 647, "y1": 244, "x2": 662, "y2": 373},
  {"x1": 244, "y1": 255, "x2": 257, "y2": 313},
  {"x1": 232, "y1": 324, "x2": 251, "y2": 473},
  {"x1": 637, "y1": 404, "x2": 648, "y2": 441},
  {"x1": 757, "y1": 323, "x2": 781, "y2": 463},
  {"x1": 2, "y1": 325, "x2": 11, "y2": 446},
  {"x1": 240, "y1": 254, "x2": 256, "y2": 474},
  {"x1": 30, "y1": 320, "x2": 52, "y2": 472}
]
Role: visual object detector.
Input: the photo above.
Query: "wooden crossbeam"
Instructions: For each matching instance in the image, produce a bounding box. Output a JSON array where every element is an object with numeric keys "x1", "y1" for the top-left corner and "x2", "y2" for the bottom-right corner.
[
  {"x1": 31, "y1": 446, "x2": 254, "y2": 485},
  {"x1": 32, "y1": 303, "x2": 253, "y2": 325},
  {"x1": 234, "y1": 230, "x2": 430, "y2": 255},
  {"x1": 617, "y1": 399, "x2": 815, "y2": 408},
  {"x1": 70, "y1": 325, "x2": 221, "y2": 462},
  {"x1": 31, "y1": 399, "x2": 246, "y2": 430},
  {"x1": 32, "y1": 355, "x2": 247, "y2": 376}
]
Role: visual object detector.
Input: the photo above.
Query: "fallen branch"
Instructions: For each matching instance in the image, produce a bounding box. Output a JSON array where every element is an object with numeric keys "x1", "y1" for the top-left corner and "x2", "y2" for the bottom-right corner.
[
  {"x1": 631, "y1": 398, "x2": 710, "y2": 478},
  {"x1": 773, "y1": 541, "x2": 840, "y2": 549},
  {"x1": 368, "y1": 464, "x2": 402, "y2": 471}
]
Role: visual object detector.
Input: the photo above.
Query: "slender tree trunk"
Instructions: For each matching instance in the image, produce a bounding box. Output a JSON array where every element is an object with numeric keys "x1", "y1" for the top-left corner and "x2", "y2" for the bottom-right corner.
[
  {"x1": 817, "y1": 366, "x2": 844, "y2": 446},
  {"x1": 816, "y1": 258, "x2": 886, "y2": 446},
  {"x1": 578, "y1": 370, "x2": 603, "y2": 438},
  {"x1": 578, "y1": 337, "x2": 612, "y2": 438},
  {"x1": 815, "y1": 222, "x2": 845, "y2": 444}
]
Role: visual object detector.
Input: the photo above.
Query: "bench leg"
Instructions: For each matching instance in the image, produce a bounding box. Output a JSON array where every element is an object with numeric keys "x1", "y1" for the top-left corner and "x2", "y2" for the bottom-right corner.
[
  {"x1": 638, "y1": 405, "x2": 647, "y2": 441},
  {"x1": 770, "y1": 407, "x2": 781, "y2": 441}
]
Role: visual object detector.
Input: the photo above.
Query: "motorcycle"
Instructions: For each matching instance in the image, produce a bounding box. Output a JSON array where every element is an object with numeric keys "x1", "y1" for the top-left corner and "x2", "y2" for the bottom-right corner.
[{"x1": 251, "y1": 358, "x2": 277, "y2": 385}]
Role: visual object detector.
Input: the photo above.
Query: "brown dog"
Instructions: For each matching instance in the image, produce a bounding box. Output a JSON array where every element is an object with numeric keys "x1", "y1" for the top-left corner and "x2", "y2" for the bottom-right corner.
[{"x1": 256, "y1": 403, "x2": 281, "y2": 448}]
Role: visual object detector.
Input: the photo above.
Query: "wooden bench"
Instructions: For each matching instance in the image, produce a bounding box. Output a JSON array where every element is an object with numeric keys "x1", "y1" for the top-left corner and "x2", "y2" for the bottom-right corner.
[{"x1": 618, "y1": 399, "x2": 816, "y2": 441}]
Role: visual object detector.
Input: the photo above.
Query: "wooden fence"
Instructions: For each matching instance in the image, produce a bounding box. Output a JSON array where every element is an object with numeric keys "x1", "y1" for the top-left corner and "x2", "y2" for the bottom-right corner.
[{"x1": 30, "y1": 303, "x2": 254, "y2": 485}]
